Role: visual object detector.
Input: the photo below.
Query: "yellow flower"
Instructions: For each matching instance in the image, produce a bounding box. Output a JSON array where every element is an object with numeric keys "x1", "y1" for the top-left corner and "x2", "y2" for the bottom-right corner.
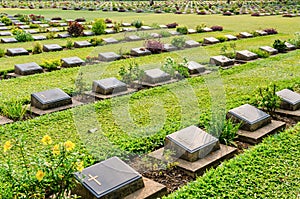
[
  {"x1": 52, "y1": 144, "x2": 60, "y2": 156},
  {"x1": 3, "y1": 141, "x2": 12, "y2": 152},
  {"x1": 36, "y1": 170, "x2": 45, "y2": 182},
  {"x1": 41, "y1": 135, "x2": 52, "y2": 145},
  {"x1": 64, "y1": 140, "x2": 75, "y2": 151},
  {"x1": 76, "y1": 161, "x2": 84, "y2": 172}
]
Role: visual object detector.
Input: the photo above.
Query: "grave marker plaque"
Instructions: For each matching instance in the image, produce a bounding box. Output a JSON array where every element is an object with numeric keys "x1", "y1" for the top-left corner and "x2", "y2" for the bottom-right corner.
[
  {"x1": 74, "y1": 157, "x2": 144, "y2": 199},
  {"x1": 165, "y1": 125, "x2": 220, "y2": 162},
  {"x1": 31, "y1": 88, "x2": 72, "y2": 110},
  {"x1": 7, "y1": 48, "x2": 29, "y2": 56},
  {"x1": 186, "y1": 61, "x2": 206, "y2": 74},
  {"x1": 284, "y1": 42, "x2": 296, "y2": 50},
  {"x1": 92, "y1": 78, "x2": 127, "y2": 95},
  {"x1": 98, "y1": 52, "x2": 121, "y2": 62},
  {"x1": 125, "y1": 35, "x2": 141, "y2": 41},
  {"x1": 122, "y1": 22, "x2": 131, "y2": 27},
  {"x1": 130, "y1": 47, "x2": 151, "y2": 56},
  {"x1": 0, "y1": 32, "x2": 12, "y2": 36},
  {"x1": 209, "y1": 55, "x2": 234, "y2": 67},
  {"x1": 185, "y1": 40, "x2": 200, "y2": 48},
  {"x1": 104, "y1": 29, "x2": 115, "y2": 34},
  {"x1": 102, "y1": 37, "x2": 118, "y2": 44},
  {"x1": 227, "y1": 104, "x2": 271, "y2": 131},
  {"x1": 259, "y1": 46, "x2": 278, "y2": 55},
  {"x1": 58, "y1": 33, "x2": 71, "y2": 38},
  {"x1": 61, "y1": 57, "x2": 85, "y2": 68},
  {"x1": 225, "y1": 34, "x2": 237, "y2": 40},
  {"x1": 202, "y1": 27, "x2": 213, "y2": 32},
  {"x1": 276, "y1": 89, "x2": 300, "y2": 111},
  {"x1": 32, "y1": 35, "x2": 46, "y2": 40},
  {"x1": 142, "y1": 69, "x2": 171, "y2": 84},
  {"x1": 15, "y1": 62, "x2": 43, "y2": 76},
  {"x1": 163, "y1": 44, "x2": 178, "y2": 52},
  {"x1": 43, "y1": 44, "x2": 63, "y2": 52},
  {"x1": 236, "y1": 50, "x2": 258, "y2": 61},
  {"x1": 83, "y1": 31, "x2": 95, "y2": 36},
  {"x1": 239, "y1": 32, "x2": 253, "y2": 38},
  {"x1": 203, "y1": 37, "x2": 219, "y2": 45},
  {"x1": 74, "y1": 41, "x2": 92, "y2": 48},
  {"x1": 0, "y1": 26, "x2": 9, "y2": 31},
  {"x1": 188, "y1": 29, "x2": 197, "y2": 34},
  {"x1": 141, "y1": 26, "x2": 152, "y2": 30},
  {"x1": 1, "y1": 38, "x2": 18, "y2": 43},
  {"x1": 255, "y1": 30, "x2": 268, "y2": 36}
]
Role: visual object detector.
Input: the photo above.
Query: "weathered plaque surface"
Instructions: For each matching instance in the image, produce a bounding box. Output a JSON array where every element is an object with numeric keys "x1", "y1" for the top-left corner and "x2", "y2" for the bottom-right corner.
[
  {"x1": 43, "y1": 44, "x2": 63, "y2": 52},
  {"x1": 165, "y1": 125, "x2": 220, "y2": 162},
  {"x1": 150, "y1": 33, "x2": 161, "y2": 38},
  {"x1": 239, "y1": 32, "x2": 253, "y2": 38},
  {"x1": 141, "y1": 26, "x2": 152, "y2": 30},
  {"x1": 31, "y1": 88, "x2": 72, "y2": 110},
  {"x1": 1, "y1": 38, "x2": 18, "y2": 43},
  {"x1": 186, "y1": 61, "x2": 206, "y2": 74},
  {"x1": 203, "y1": 37, "x2": 219, "y2": 45},
  {"x1": 187, "y1": 29, "x2": 197, "y2": 34},
  {"x1": 284, "y1": 42, "x2": 296, "y2": 50},
  {"x1": 0, "y1": 32, "x2": 12, "y2": 36},
  {"x1": 255, "y1": 30, "x2": 268, "y2": 36},
  {"x1": 163, "y1": 44, "x2": 178, "y2": 52},
  {"x1": 57, "y1": 33, "x2": 71, "y2": 38},
  {"x1": 61, "y1": 57, "x2": 85, "y2": 67},
  {"x1": 0, "y1": 26, "x2": 9, "y2": 31},
  {"x1": 130, "y1": 47, "x2": 151, "y2": 56},
  {"x1": 202, "y1": 27, "x2": 213, "y2": 32},
  {"x1": 15, "y1": 62, "x2": 43, "y2": 75},
  {"x1": 32, "y1": 35, "x2": 47, "y2": 40},
  {"x1": 75, "y1": 156, "x2": 144, "y2": 199},
  {"x1": 74, "y1": 41, "x2": 92, "y2": 48},
  {"x1": 7, "y1": 48, "x2": 29, "y2": 56},
  {"x1": 209, "y1": 55, "x2": 234, "y2": 67},
  {"x1": 98, "y1": 52, "x2": 121, "y2": 62},
  {"x1": 225, "y1": 34, "x2": 237, "y2": 40},
  {"x1": 125, "y1": 35, "x2": 141, "y2": 41},
  {"x1": 92, "y1": 78, "x2": 127, "y2": 95},
  {"x1": 142, "y1": 69, "x2": 171, "y2": 84},
  {"x1": 236, "y1": 50, "x2": 258, "y2": 61},
  {"x1": 102, "y1": 37, "x2": 118, "y2": 44},
  {"x1": 185, "y1": 40, "x2": 200, "y2": 48},
  {"x1": 259, "y1": 46, "x2": 278, "y2": 55},
  {"x1": 276, "y1": 89, "x2": 300, "y2": 111},
  {"x1": 227, "y1": 104, "x2": 271, "y2": 131}
]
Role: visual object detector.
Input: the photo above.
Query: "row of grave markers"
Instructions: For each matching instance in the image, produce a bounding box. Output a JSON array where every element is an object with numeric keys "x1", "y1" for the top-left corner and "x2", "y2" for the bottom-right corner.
[{"x1": 72, "y1": 88, "x2": 299, "y2": 199}]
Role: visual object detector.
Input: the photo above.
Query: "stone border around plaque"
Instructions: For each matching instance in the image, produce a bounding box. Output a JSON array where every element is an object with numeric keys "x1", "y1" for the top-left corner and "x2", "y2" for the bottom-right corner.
[
  {"x1": 209, "y1": 55, "x2": 235, "y2": 67},
  {"x1": 149, "y1": 144, "x2": 237, "y2": 178},
  {"x1": 276, "y1": 89, "x2": 300, "y2": 111},
  {"x1": 186, "y1": 61, "x2": 211, "y2": 77},
  {"x1": 0, "y1": 115, "x2": 13, "y2": 125},
  {"x1": 227, "y1": 104, "x2": 271, "y2": 131},
  {"x1": 237, "y1": 120, "x2": 286, "y2": 144}
]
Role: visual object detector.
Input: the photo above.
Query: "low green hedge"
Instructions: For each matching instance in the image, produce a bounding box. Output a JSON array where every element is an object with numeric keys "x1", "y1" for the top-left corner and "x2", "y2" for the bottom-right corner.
[{"x1": 165, "y1": 123, "x2": 300, "y2": 199}]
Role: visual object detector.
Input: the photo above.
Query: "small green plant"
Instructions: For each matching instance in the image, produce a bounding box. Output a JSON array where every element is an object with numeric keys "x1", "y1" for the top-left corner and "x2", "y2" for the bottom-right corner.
[
  {"x1": 161, "y1": 57, "x2": 189, "y2": 78},
  {"x1": 74, "y1": 72, "x2": 88, "y2": 96},
  {"x1": 66, "y1": 39, "x2": 73, "y2": 49},
  {"x1": 288, "y1": 32, "x2": 300, "y2": 48},
  {"x1": 0, "y1": 48, "x2": 5, "y2": 58},
  {"x1": 254, "y1": 84, "x2": 280, "y2": 116},
  {"x1": 2, "y1": 135, "x2": 85, "y2": 198},
  {"x1": 46, "y1": 31, "x2": 56, "y2": 39},
  {"x1": 219, "y1": 119, "x2": 240, "y2": 146},
  {"x1": 113, "y1": 22, "x2": 121, "y2": 33},
  {"x1": 220, "y1": 44, "x2": 236, "y2": 59},
  {"x1": 195, "y1": 23, "x2": 207, "y2": 33},
  {"x1": 40, "y1": 59, "x2": 61, "y2": 71},
  {"x1": 176, "y1": 26, "x2": 188, "y2": 34},
  {"x1": 11, "y1": 27, "x2": 23, "y2": 35},
  {"x1": 216, "y1": 35, "x2": 228, "y2": 42},
  {"x1": 171, "y1": 36, "x2": 186, "y2": 49},
  {"x1": 250, "y1": 49, "x2": 270, "y2": 58},
  {"x1": 1, "y1": 100, "x2": 27, "y2": 121},
  {"x1": 132, "y1": 19, "x2": 143, "y2": 29},
  {"x1": 159, "y1": 30, "x2": 171, "y2": 37},
  {"x1": 15, "y1": 31, "x2": 34, "y2": 42},
  {"x1": 90, "y1": 37, "x2": 103, "y2": 46},
  {"x1": 273, "y1": 39, "x2": 287, "y2": 53},
  {"x1": 92, "y1": 18, "x2": 106, "y2": 35},
  {"x1": 0, "y1": 16, "x2": 12, "y2": 26},
  {"x1": 32, "y1": 42, "x2": 43, "y2": 54},
  {"x1": 118, "y1": 62, "x2": 145, "y2": 85}
]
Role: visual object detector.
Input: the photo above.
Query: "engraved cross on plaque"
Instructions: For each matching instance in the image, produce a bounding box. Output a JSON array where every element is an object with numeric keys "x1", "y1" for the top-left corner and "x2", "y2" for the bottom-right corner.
[{"x1": 87, "y1": 174, "x2": 102, "y2": 186}]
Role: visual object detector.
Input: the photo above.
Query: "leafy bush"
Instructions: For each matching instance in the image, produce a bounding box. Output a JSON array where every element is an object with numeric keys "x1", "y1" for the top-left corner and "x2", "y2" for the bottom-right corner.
[
  {"x1": 1, "y1": 135, "x2": 86, "y2": 198},
  {"x1": 288, "y1": 32, "x2": 300, "y2": 48},
  {"x1": 132, "y1": 20, "x2": 143, "y2": 29},
  {"x1": 40, "y1": 59, "x2": 61, "y2": 71},
  {"x1": 220, "y1": 43, "x2": 237, "y2": 59},
  {"x1": 32, "y1": 42, "x2": 43, "y2": 54},
  {"x1": 273, "y1": 39, "x2": 287, "y2": 53},
  {"x1": 67, "y1": 21, "x2": 84, "y2": 37},
  {"x1": 0, "y1": 48, "x2": 5, "y2": 58},
  {"x1": 171, "y1": 36, "x2": 186, "y2": 49},
  {"x1": 161, "y1": 57, "x2": 189, "y2": 78},
  {"x1": 0, "y1": 100, "x2": 27, "y2": 121},
  {"x1": 176, "y1": 26, "x2": 188, "y2": 34},
  {"x1": 66, "y1": 39, "x2": 73, "y2": 49},
  {"x1": 216, "y1": 35, "x2": 227, "y2": 42},
  {"x1": 46, "y1": 31, "x2": 56, "y2": 39},
  {"x1": 250, "y1": 49, "x2": 270, "y2": 58},
  {"x1": 159, "y1": 30, "x2": 171, "y2": 37},
  {"x1": 11, "y1": 27, "x2": 23, "y2": 35},
  {"x1": 144, "y1": 40, "x2": 164, "y2": 54},
  {"x1": 1, "y1": 16, "x2": 12, "y2": 25},
  {"x1": 263, "y1": 28, "x2": 278, "y2": 35},
  {"x1": 92, "y1": 18, "x2": 106, "y2": 35},
  {"x1": 211, "y1": 25, "x2": 223, "y2": 31},
  {"x1": 166, "y1": 22, "x2": 178, "y2": 28},
  {"x1": 112, "y1": 22, "x2": 121, "y2": 33},
  {"x1": 90, "y1": 37, "x2": 103, "y2": 46},
  {"x1": 118, "y1": 62, "x2": 145, "y2": 85},
  {"x1": 15, "y1": 31, "x2": 34, "y2": 42},
  {"x1": 254, "y1": 84, "x2": 280, "y2": 116},
  {"x1": 195, "y1": 23, "x2": 207, "y2": 33},
  {"x1": 29, "y1": 23, "x2": 39, "y2": 29}
]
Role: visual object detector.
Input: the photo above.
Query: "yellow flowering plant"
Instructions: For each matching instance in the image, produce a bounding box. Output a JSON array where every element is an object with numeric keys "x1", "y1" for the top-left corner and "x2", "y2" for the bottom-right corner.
[{"x1": 1, "y1": 135, "x2": 90, "y2": 199}]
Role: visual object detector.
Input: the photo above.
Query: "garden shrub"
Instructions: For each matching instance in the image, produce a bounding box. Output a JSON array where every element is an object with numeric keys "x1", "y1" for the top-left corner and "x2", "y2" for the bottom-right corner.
[
  {"x1": 15, "y1": 31, "x2": 34, "y2": 42},
  {"x1": 159, "y1": 30, "x2": 171, "y2": 37},
  {"x1": 92, "y1": 18, "x2": 106, "y2": 35},
  {"x1": 273, "y1": 39, "x2": 287, "y2": 53},
  {"x1": 46, "y1": 31, "x2": 56, "y2": 39},
  {"x1": 263, "y1": 28, "x2": 278, "y2": 35},
  {"x1": 195, "y1": 23, "x2": 207, "y2": 33},
  {"x1": 67, "y1": 21, "x2": 84, "y2": 37},
  {"x1": 0, "y1": 100, "x2": 27, "y2": 121},
  {"x1": 118, "y1": 62, "x2": 145, "y2": 85},
  {"x1": 176, "y1": 26, "x2": 188, "y2": 34},
  {"x1": 132, "y1": 19, "x2": 143, "y2": 29},
  {"x1": 40, "y1": 59, "x2": 61, "y2": 71},
  {"x1": 144, "y1": 40, "x2": 164, "y2": 54},
  {"x1": 90, "y1": 37, "x2": 103, "y2": 46},
  {"x1": 171, "y1": 36, "x2": 186, "y2": 49},
  {"x1": 66, "y1": 39, "x2": 73, "y2": 49},
  {"x1": 1, "y1": 16, "x2": 12, "y2": 25},
  {"x1": 250, "y1": 49, "x2": 270, "y2": 58},
  {"x1": 32, "y1": 42, "x2": 43, "y2": 54},
  {"x1": 211, "y1": 25, "x2": 223, "y2": 31},
  {"x1": 288, "y1": 32, "x2": 300, "y2": 48},
  {"x1": 161, "y1": 57, "x2": 189, "y2": 78},
  {"x1": 216, "y1": 35, "x2": 227, "y2": 42},
  {"x1": 166, "y1": 22, "x2": 178, "y2": 28},
  {"x1": 0, "y1": 48, "x2": 5, "y2": 58}
]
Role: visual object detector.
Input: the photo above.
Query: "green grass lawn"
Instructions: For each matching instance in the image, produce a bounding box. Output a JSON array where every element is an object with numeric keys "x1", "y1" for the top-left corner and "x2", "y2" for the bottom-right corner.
[{"x1": 0, "y1": 9, "x2": 299, "y2": 198}]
